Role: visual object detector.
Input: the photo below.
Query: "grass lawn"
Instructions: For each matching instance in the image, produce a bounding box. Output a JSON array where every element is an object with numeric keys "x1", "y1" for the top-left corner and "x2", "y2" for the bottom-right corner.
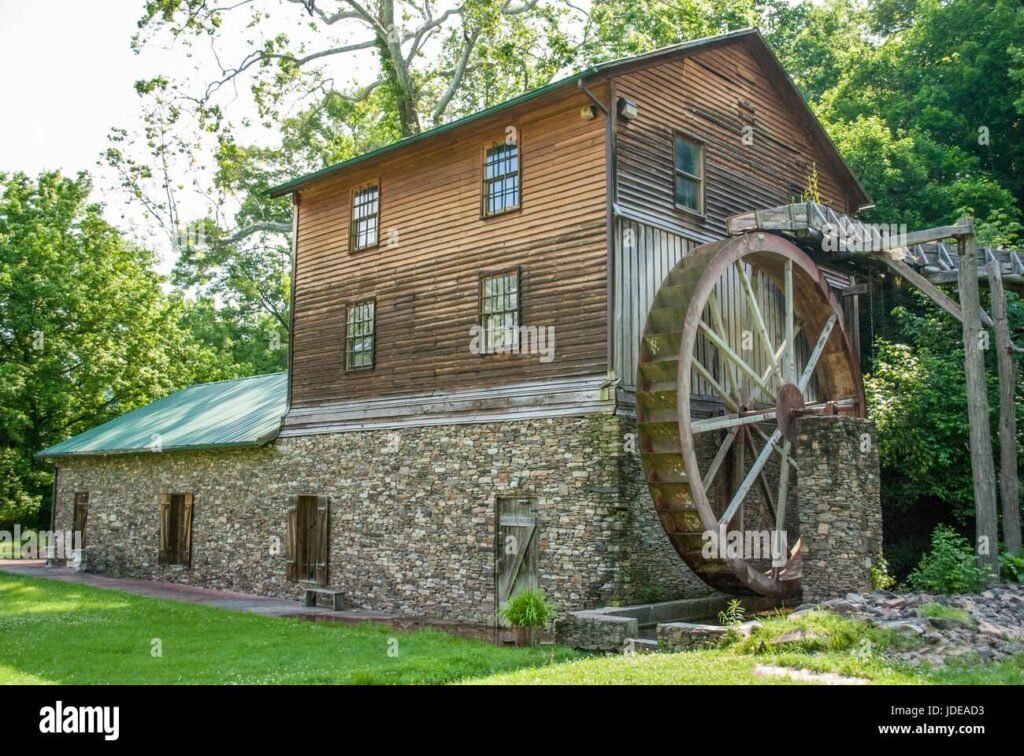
[
  {"x1": 0, "y1": 573, "x2": 578, "y2": 684},
  {"x1": 3, "y1": 573, "x2": 1020, "y2": 685}
]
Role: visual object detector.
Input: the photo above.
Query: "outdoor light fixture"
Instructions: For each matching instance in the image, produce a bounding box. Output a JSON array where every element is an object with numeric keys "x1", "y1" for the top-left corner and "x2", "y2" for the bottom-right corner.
[
  {"x1": 617, "y1": 97, "x2": 638, "y2": 121},
  {"x1": 579, "y1": 105, "x2": 597, "y2": 120}
]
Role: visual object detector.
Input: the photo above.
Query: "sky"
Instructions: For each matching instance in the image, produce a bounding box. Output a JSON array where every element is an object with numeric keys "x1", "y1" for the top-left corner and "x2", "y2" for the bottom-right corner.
[{"x1": 0, "y1": 0, "x2": 156, "y2": 176}]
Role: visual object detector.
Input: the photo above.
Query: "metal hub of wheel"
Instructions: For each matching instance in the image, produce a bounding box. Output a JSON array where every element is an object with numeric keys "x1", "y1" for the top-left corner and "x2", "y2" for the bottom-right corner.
[{"x1": 636, "y1": 233, "x2": 864, "y2": 597}]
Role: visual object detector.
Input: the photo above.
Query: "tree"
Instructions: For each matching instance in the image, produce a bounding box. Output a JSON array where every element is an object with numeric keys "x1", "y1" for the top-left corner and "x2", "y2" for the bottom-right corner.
[{"x1": 0, "y1": 172, "x2": 230, "y2": 526}]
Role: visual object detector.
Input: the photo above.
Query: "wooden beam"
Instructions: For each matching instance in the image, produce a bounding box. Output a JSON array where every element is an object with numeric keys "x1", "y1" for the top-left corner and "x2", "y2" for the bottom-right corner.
[
  {"x1": 874, "y1": 253, "x2": 965, "y2": 323},
  {"x1": 898, "y1": 223, "x2": 974, "y2": 248},
  {"x1": 874, "y1": 253, "x2": 996, "y2": 328},
  {"x1": 986, "y1": 256, "x2": 1022, "y2": 554},
  {"x1": 957, "y1": 220, "x2": 1000, "y2": 577}
]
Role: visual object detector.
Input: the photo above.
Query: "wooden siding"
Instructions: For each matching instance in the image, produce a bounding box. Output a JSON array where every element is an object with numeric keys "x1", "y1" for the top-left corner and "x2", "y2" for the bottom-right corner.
[
  {"x1": 613, "y1": 218, "x2": 696, "y2": 382},
  {"x1": 612, "y1": 43, "x2": 853, "y2": 243},
  {"x1": 289, "y1": 86, "x2": 610, "y2": 408}
]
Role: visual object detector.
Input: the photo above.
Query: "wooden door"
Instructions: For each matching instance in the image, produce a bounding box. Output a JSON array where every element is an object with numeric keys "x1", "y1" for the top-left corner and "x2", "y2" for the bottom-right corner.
[
  {"x1": 495, "y1": 496, "x2": 538, "y2": 615},
  {"x1": 73, "y1": 493, "x2": 89, "y2": 548},
  {"x1": 290, "y1": 495, "x2": 329, "y2": 586}
]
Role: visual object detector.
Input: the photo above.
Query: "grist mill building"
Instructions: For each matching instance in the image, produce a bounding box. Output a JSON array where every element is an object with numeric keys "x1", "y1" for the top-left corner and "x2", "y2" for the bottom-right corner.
[{"x1": 42, "y1": 29, "x2": 880, "y2": 626}]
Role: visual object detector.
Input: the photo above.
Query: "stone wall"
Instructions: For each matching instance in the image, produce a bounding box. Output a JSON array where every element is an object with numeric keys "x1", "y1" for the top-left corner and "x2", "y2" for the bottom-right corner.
[
  {"x1": 54, "y1": 414, "x2": 708, "y2": 625},
  {"x1": 795, "y1": 416, "x2": 883, "y2": 601}
]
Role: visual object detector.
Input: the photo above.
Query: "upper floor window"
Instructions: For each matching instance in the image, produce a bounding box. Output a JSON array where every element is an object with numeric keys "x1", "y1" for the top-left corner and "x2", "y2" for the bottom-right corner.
[
  {"x1": 479, "y1": 269, "x2": 520, "y2": 353},
  {"x1": 350, "y1": 183, "x2": 380, "y2": 250},
  {"x1": 673, "y1": 133, "x2": 704, "y2": 215},
  {"x1": 345, "y1": 300, "x2": 375, "y2": 370},
  {"x1": 482, "y1": 142, "x2": 520, "y2": 217}
]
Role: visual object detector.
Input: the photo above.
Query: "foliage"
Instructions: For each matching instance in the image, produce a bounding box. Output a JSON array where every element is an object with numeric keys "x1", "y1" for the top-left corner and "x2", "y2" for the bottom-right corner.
[
  {"x1": 905, "y1": 525, "x2": 990, "y2": 594},
  {"x1": 499, "y1": 589, "x2": 556, "y2": 628},
  {"x1": 0, "y1": 574, "x2": 578, "y2": 684},
  {"x1": 919, "y1": 603, "x2": 972, "y2": 624},
  {"x1": 865, "y1": 291, "x2": 1024, "y2": 523},
  {"x1": 1000, "y1": 551, "x2": 1024, "y2": 583},
  {"x1": 717, "y1": 598, "x2": 746, "y2": 627},
  {"x1": 729, "y1": 609, "x2": 910, "y2": 656},
  {"x1": 870, "y1": 556, "x2": 897, "y2": 591},
  {"x1": 0, "y1": 172, "x2": 230, "y2": 524}
]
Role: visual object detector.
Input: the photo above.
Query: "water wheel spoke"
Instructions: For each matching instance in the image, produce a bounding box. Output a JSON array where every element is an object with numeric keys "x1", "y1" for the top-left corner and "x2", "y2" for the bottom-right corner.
[
  {"x1": 798, "y1": 313, "x2": 838, "y2": 392},
  {"x1": 746, "y1": 437, "x2": 778, "y2": 526},
  {"x1": 775, "y1": 437, "x2": 792, "y2": 537},
  {"x1": 707, "y1": 291, "x2": 740, "y2": 401},
  {"x1": 718, "y1": 428, "x2": 782, "y2": 526},
  {"x1": 692, "y1": 409, "x2": 777, "y2": 434},
  {"x1": 752, "y1": 424, "x2": 800, "y2": 473},
  {"x1": 693, "y1": 357, "x2": 738, "y2": 412},
  {"x1": 698, "y1": 320, "x2": 773, "y2": 397},
  {"x1": 784, "y1": 259, "x2": 796, "y2": 384},
  {"x1": 702, "y1": 427, "x2": 738, "y2": 490},
  {"x1": 735, "y1": 261, "x2": 781, "y2": 382}
]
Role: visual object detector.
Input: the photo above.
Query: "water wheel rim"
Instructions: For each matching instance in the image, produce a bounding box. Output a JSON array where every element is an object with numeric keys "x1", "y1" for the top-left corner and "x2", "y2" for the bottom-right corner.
[{"x1": 675, "y1": 233, "x2": 864, "y2": 597}]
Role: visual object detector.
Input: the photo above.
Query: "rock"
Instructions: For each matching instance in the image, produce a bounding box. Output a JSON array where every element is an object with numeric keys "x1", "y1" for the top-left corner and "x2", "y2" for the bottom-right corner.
[{"x1": 928, "y1": 616, "x2": 975, "y2": 631}]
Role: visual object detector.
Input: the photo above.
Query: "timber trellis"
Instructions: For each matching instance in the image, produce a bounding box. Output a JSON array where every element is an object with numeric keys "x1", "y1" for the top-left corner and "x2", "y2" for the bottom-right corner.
[{"x1": 726, "y1": 201, "x2": 1023, "y2": 567}]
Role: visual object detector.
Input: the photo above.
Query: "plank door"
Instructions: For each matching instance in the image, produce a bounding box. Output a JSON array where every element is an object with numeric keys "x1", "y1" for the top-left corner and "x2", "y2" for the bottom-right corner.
[{"x1": 495, "y1": 496, "x2": 538, "y2": 617}]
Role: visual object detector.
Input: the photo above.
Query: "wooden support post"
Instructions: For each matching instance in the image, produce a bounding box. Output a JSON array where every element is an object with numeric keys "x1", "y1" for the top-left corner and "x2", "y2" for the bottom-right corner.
[
  {"x1": 957, "y1": 220, "x2": 1000, "y2": 577},
  {"x1": 986, "y1": 256, "x2": 1022, "y2": 554}
]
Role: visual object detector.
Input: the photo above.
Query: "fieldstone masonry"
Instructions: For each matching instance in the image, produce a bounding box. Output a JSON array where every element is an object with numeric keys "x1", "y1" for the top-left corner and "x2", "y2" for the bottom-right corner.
[
  {"x1": 53, "y1": 414, "x2": 709, "y2": 626},
  {"x1": 795, "y1": 416, "x2": 883, "y2": 601}
]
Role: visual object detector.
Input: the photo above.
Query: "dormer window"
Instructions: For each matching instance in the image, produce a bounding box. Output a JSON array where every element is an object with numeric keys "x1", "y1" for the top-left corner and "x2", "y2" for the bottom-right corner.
[
  {"x1": 350, "y1": 183, "x2": 380, "y2": 250},
  {"x1": 673, "y1": 132, "x2": 704, "y2": 215}
]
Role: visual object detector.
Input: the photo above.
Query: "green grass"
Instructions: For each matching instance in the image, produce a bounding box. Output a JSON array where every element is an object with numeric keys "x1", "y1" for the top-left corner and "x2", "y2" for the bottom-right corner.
[
  {"x1": 3, "y1": 575, "x2": 1020, "y2": 685},
  {"x1": 471, "y1": 609, "x2": 1023, "y2": 685},
  {"x1": 920, "y1": 602, "x2": 973, "y2": 624},
  {"x1": 0, "y1": 573, "x2": 578, "y2": 684}
]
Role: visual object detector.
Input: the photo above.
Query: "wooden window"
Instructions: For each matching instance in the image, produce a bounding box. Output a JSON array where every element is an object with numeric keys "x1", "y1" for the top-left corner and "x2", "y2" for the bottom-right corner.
[
  {"x1": 789, "y1": 185, "x2": 805, "y2": 204},
  {"x1": 479, "y1": 269, "x2": 520, "y2": 354},
  {"x1": 482, "y1": 141, "x2": 520, "y2": 216},
  {"x1": 285, "y1": 495, "x2": 329, "y2": 586},
  {"x1": 673, "y1": 132, "x2": 704, "y2": 215},
  {"x1": 350, "y1": 183, "x2": 380, "y2": 250},
  {"x1": 345, "y1": 300, "x2": 375, "y2": 370},
  {"x1": 73, "y1": 492, "x2": 89, "y2": 548},
  {"x1": 158, "y1": 493, "x2": 193, "y2": 567}
]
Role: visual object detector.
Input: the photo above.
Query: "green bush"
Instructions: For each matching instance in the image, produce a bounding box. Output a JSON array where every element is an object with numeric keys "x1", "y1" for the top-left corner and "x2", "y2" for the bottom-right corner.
[
  {"x1": 499, "y1": 589, "x2": 555, "y2": 628},
  {"x1": 870, "y1": 556, "x2": 897, "y2": 591},
  {"x1": 1000, "y1": 551, "x2": 1024, "y2": 583},
  {"x1": 904, "y1": 525, "x2": 989, "y2": 594}
]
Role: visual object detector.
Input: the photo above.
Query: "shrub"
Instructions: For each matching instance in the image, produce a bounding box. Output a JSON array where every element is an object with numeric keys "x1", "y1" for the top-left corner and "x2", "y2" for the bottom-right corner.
[
  {"x1": 870, "y1": 556, "x2": 897, "y2": 591},
  {"x1": 904, "y1": 525, "x2": 989, "y2": 594},
  {"x1": 717, "y1": 598, "x2": 745, "y2": 627},
  {"x1": 499, "y1": 589, "x2": 555, "y2": 628},
  {"x1": 1000, "y1": 551, "x2": 1024, "y2": 583}
]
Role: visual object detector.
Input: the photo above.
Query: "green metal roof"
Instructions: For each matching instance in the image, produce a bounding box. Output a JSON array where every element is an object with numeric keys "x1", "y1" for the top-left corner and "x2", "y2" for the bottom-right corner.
[
  {"x1": 268, "y1": 29, "x2": 773, "y2": 198},
  {"x1": 37, "y1": 372, "x2": 287, "y2": 459}
]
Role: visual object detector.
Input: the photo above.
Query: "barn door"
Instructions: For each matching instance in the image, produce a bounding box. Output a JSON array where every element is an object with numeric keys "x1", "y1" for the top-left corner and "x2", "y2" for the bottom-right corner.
[{"x1": 495, "y1": 496, "x2": 538, "y2": 616}]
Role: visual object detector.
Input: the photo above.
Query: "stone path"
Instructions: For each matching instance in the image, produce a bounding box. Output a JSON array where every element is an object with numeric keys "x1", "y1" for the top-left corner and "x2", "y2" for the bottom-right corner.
[{"x1": 0, "y1": 561, "x2": 396, "y2": 622}]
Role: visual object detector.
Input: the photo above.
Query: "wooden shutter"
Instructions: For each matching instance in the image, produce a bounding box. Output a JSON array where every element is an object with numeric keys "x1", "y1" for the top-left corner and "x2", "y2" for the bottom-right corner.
[
  {"x1": 315, "y1": 496, "x2": 330, "y2": 587},
  {"x1": 285, "y1": 495, "x2": 298, "y2": 582},
  {"x1": 180, "y1": 493, "x2": 194, "y2": 567},
  {"x1": 158, "y1": 494, "x2": 171, "y2": 565},
  {"x1": 73, "y1": 493, "x2": 88, "y2": 548}
]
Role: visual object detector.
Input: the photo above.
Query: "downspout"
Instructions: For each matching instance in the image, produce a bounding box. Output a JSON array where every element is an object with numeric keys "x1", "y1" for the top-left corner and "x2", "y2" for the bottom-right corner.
[
  {"x1": 49, "y1": 464, "x2": 58, "y2": 564},
  {"x1": 280, "y1": 193, "x2": 300, "y2": 437},
  {"x1": 579, "y1": 76, "x2": 618, "y2": 395}
]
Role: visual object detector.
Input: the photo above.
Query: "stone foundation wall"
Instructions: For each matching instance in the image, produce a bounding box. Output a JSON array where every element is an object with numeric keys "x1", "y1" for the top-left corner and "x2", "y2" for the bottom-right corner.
[
  {"x1": 795, "y1": 416, "x2": 883, "y2": 601},
  {"x1": 54, "y1": 414, "x2": 708, "y2": 625}
]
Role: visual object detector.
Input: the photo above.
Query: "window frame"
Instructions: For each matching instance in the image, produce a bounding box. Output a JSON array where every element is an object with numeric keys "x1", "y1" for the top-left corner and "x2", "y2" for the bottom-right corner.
[
  {"x1": 348, "y1": 181, "x2": 381, "y2": 252},
  {"x1": 480, "y1": 137, "x2": 522, "y2": 218},
  {"x1": 672, "y1": 130, "x2": 705, "y2": 218},
  {"x1": 344, "y1": 298, "x2": 376, "y2": 371},
  {"x1": 477, "y1": 267, "x2": 522, "y2": 356}
]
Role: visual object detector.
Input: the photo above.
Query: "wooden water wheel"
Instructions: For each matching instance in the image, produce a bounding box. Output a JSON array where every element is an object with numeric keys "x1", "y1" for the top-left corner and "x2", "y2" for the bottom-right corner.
[{"x1": 636, "y1": 233, "x2": 864, "y2": 597}]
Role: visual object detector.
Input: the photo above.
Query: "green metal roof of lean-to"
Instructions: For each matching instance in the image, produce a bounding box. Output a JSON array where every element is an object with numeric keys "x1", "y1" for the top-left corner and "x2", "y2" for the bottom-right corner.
[{"x1": 36, "y1": 372, "x2": 288, "y2": 459}]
